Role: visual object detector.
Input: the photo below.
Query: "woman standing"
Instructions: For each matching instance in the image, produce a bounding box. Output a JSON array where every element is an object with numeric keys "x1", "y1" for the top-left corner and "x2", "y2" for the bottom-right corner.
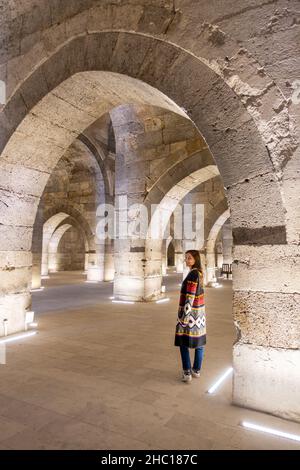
[{"x1": 175, "y1": 250, "x2": 206, "y2": 382}]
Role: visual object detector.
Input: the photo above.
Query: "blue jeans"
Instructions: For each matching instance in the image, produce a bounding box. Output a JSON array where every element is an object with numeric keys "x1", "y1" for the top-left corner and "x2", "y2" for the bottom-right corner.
[{"x1": 180, "y1": 345, "x2": 204, "y2": 373}]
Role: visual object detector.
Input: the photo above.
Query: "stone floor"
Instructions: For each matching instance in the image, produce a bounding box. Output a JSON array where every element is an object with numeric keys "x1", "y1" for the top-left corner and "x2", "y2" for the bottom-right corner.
[{"x1": 0, "y1": 271, "x2": 300, "y2": 450}]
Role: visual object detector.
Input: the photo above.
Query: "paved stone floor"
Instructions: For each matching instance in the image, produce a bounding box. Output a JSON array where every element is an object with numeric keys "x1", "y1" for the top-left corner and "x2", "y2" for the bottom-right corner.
[{"x1": 0, "y1": 271, "x2": 300, "y2": 450}]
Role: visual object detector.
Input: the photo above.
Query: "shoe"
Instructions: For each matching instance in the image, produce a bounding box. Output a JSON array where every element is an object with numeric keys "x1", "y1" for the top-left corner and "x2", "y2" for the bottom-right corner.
[
  {"x1": 182, "y1": 371, "x2": 192, "y2": 383},
  {"x1": 191, "y1": 369, "x2": 201, "y2": 378}
]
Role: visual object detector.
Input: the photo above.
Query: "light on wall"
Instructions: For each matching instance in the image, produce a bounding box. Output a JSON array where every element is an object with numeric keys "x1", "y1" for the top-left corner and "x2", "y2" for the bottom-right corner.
[
  {"x1": 207, "y1": 367, "x2": 233, "y2": 394},
  {"x1": 241, "y1": 421, "x2": 300, "y2": 443}
]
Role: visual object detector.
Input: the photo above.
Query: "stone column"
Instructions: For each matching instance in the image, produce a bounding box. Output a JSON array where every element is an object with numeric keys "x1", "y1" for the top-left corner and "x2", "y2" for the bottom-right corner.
[
  {"x1": 31, "y1": 204, "x2": 43, "y2": 288},
  {"x1": 0, "y1": 250, "x2": 32, "y2": 337},
  {"x1": 222, "y1": 222, "x2": 233, "y2": 265},
  {"x1": 104, "y1": 239, "x2": 114, "y2": 281},
  {"x1": 86, "y1": 250, "x2": 105, "y2": 282},
  {"x1": 216, "y1": 241, "x2": 223, "y2": 269},
  {"x1": 161, "y1": 239, "x2": 168, "y2": 276},
  {"x1": 232, "y1": 245, "x2": 300, "y2": 421},
  {"x1": 112, "y1": 106, "x2": 164, "y2": 301},
  {"x1": 174, "y1": 239, "x2": 184, "y2": 273},
  {"x1": 31, "y1": 253, "x2": 42, "y2": 289},
  {"x1": 206, "y1": 251, "x2": 217, "y2": 285},
  {"x1": 84, "y1": 252, "x2": 89, "y2": 273}
]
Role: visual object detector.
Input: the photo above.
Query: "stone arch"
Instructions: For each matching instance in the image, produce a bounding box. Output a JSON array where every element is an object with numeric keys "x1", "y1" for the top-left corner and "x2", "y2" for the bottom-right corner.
[
  {"x1": 47, "y1": 223, "x2": 72, "y2": 273},
  {"x1": 41, "y1": 212, "x2": 70, "y2": 277},
  {"x1": 78, "y1": 133, "x2": 113, "y2": 200},
  {"x1": 31, "y1": 204, "x2": 94, "y2": 288},
  {"x1": 41, "y1": 203, "x2": 94, "y2": 250},
  {"x1": 47, "y1": 222, "x2": 86, "y2": 273},
  {"x1": 0, "y1": 33, "x2": 286, "y2": 246},
  {"x1": 0, "y1": 31, "x2": 297, "y2": 422}
]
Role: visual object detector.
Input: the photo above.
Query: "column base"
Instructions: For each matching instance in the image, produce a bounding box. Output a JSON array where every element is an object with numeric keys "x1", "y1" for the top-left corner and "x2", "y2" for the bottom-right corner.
[
  {"x1": 0, "y1": 292, "x2": 31, "y2": 338},
  {"x1": 113, "y1": 275, "x2": 162, "y2": 301},
  {"x1": 233, "y1": 342, "x2": 300, "y2": 423},
  {"x1": 87, "y1": 266, "x2": 104, "y2": 282}
]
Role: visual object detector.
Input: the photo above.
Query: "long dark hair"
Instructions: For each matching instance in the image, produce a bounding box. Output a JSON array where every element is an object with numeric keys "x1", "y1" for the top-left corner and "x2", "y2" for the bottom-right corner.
[{"x1": 185, "y1": 249, "x2": 202, "y2": 272}]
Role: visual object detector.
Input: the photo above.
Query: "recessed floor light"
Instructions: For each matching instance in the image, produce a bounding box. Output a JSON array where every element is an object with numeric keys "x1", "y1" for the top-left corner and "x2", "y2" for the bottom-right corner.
[
  {"x1": 241, "y1": 421, "x2": 300, "y2": 443},
  {"x1": 156, "y1": 298, "x2": 170, "y2": 304},
  {"x1": 0, "y1": 331, "x2": 37, "y2": 344},
  {"x1": 207, "y1": 367, "x2": 233, "y2": 394}
]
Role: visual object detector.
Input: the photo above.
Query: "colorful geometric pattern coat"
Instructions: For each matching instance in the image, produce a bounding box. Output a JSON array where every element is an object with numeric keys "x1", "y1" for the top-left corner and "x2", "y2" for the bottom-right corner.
[{"x1": 174, "y1": 268, "x2": 206, "y2": 348}]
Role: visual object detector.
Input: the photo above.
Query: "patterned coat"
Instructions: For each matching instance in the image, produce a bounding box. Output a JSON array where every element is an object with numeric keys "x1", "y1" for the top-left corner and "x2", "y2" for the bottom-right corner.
[{"x1": 174, "y1": 268, "x2": 206, "y2": 348}]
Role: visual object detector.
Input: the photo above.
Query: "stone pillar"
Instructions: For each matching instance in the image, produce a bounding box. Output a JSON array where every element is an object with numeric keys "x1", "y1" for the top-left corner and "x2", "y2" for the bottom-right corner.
[
  {"x1": 217, "y1": 252, "x2": 223, "y2": 270},
  {"x1": 174, "y1": 240, "x2": 184, "y2": 273},
  {"x1": 31, "y1": 204, "x2": 43, "y2": 288},
  {"x1": 84, "y1": 252, "x2": 89, "y2": 272},
  {"x1": 104, "y1": 239, "x2": 114, "y2": 281},
  {"x1": 222, "y1": 222, "x2": 233, "y2": 265},
  {"x1": 162, "y1": 259, "x2": 167, "y2": 276},
  {"x1": 86, "y1": 251, "x2": 105, "y2": 282},
  {"x1": 215, "y1": 240, "x2": 223, "y2": 269},
  {"x1": 175, "y1": 252, "x2": 184, "y2": 273},
  {"x1": 0, "y1": 251, "x2": 32, "y2": 337},
  {"x1": 199, "y1": 251, "x2": 207, "y2": 285},
  {"x1": 206, "y1": 251, "x2": 217, "y2": 284},
  {"x1": 161, "y1": 239, "x2": 168, "y2": 276},
  {"x1": 31, "y1": 253, "x2": 42, "y2": 289},
  {"x1": 111, "y1": 106, "x2": 164, "y2": 301},
  {"x1": 232, "y1": 245, "x2": 300, "y2": 421}
]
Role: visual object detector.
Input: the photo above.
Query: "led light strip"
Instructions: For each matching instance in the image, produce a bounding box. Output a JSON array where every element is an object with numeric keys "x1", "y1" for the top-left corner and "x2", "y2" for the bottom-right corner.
[
  {"x1": 0, "y1": 331, "x2": 37, "y2": 344},
  {"x1": 112, "y1": 300, "x2": 135, "y2": 304},
  {"x1": 156, "y1": 298, "x2": 170, "y2": 304},
  {"x1": 242, "y1": 421, "x2": 300, "y2": 443},
  {"x1": 207, "y1": 367, "x2": 233, "y2": 394}
]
